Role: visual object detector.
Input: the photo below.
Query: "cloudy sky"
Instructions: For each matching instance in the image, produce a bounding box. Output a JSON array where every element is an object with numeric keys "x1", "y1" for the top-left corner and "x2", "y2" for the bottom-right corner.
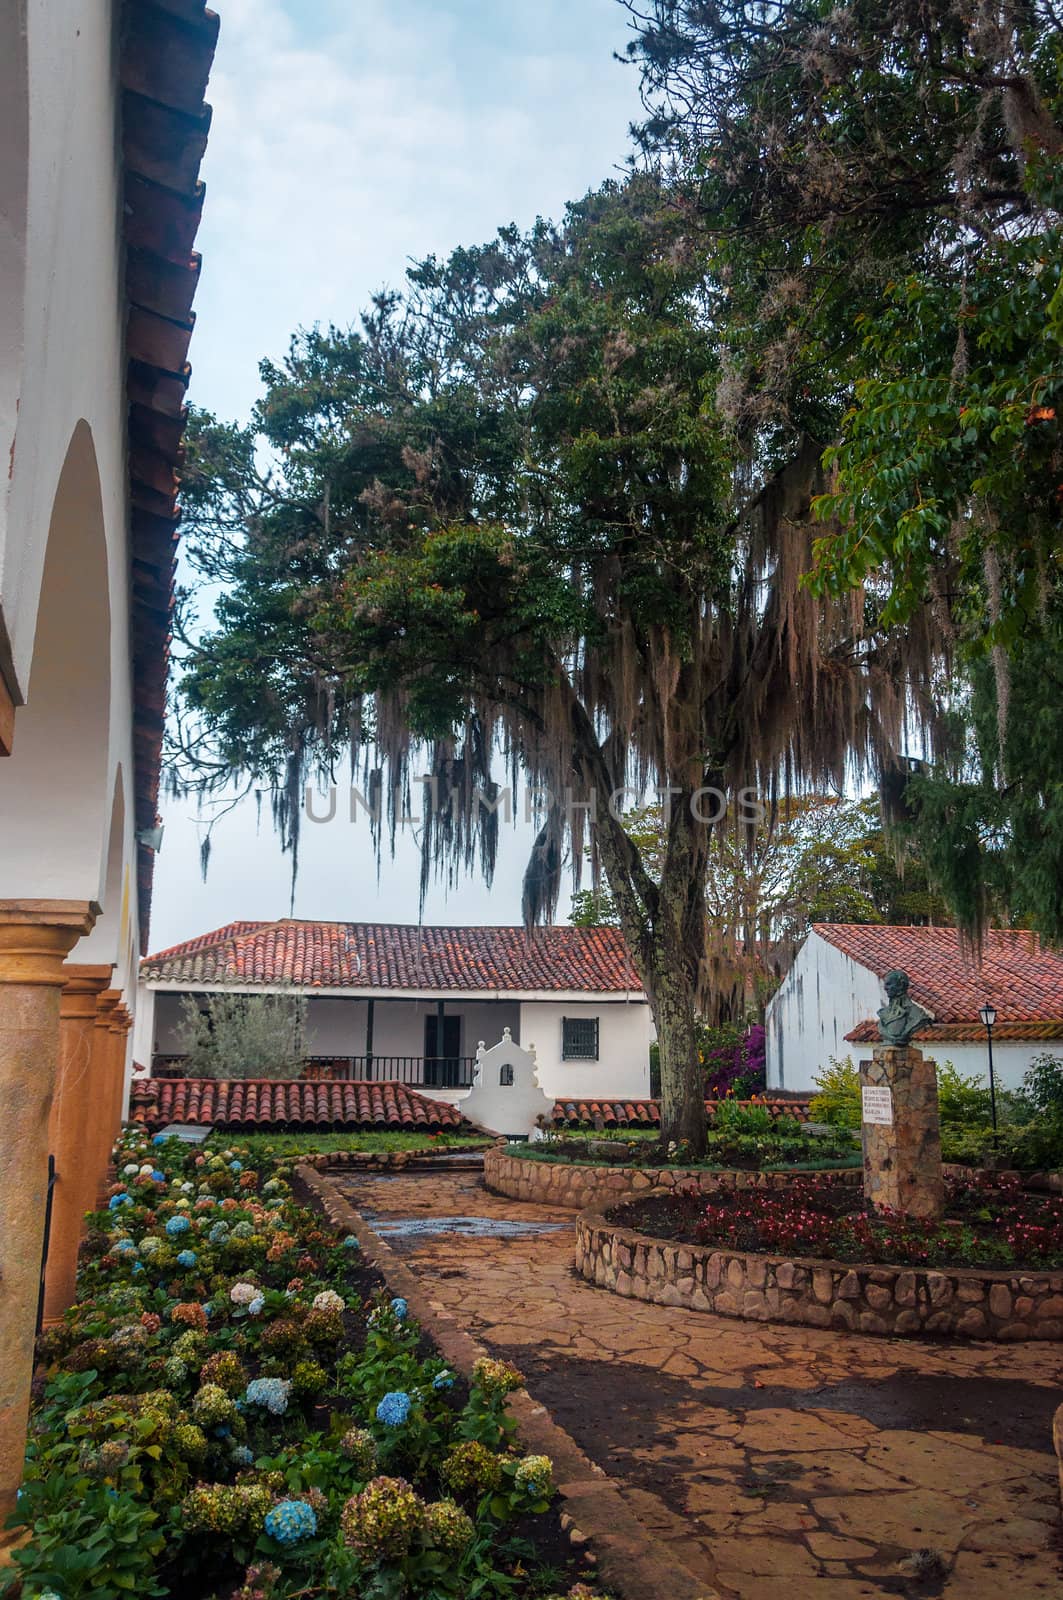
[{"x1": 150, "y1": 0, "x2": 645, "y2": 951}]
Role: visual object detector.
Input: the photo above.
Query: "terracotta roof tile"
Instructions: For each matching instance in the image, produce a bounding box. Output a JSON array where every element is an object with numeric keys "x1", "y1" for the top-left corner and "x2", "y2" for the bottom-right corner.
[
  {"x1": 814, "y1": 924, "x2": 1063, "y2": 1029},
  {"x1": 131, "y1": 1077, "x2": 468, "y2": 1130},
  {"x1": 550, "y1": 1098, "x2": 810, "y2": 1128},
  {"x1": 845, "y1": 1019, "x2": 1063, "y2": 1044},
  {"x1": 141, "y1": 919, "x2": 644, "y2": 993}
]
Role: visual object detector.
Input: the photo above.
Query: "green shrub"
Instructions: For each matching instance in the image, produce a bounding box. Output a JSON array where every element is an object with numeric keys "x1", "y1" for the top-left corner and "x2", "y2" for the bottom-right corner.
[
  {"x1": 936, "y1": 1063, "x2": 992, "y2": 1126},
  {"x1": 1023, "y1": 1052, "x2": 1063, "y2": 1120},
  {"x1": 809, "y1": 1056, "x2": 861, "y2": 1129}
]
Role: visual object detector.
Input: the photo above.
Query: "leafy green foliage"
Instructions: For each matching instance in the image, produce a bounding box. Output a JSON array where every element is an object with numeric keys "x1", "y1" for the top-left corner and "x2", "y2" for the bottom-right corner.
[
  {"x1": 174, "y1": 990, "x2": 307, "y2": 1080},
  {"x1": 6, "y1": 1130, "x2": 579, "y2": 1600},
  {"x1": 625, "y1": 0, "x2": 1063, "y2": 943},
  {"x1": 175, "y1": 169, "x2": 942, "y2": 1153},
  {"x1": 808, "y1": 1057, "x2": 862, "y2": 1131}
]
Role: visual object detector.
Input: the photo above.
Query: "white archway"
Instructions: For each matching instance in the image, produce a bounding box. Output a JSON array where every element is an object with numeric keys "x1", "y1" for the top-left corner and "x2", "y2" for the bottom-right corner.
[
  {"x1": 79, "y1": 765, "x2": 129, "y2": 967},
  {"x1": 0, "y1": 420, "x2": 112, "y2": 902},
  {"x1": 0, "y1": 0, "x2": 29, "y2": 626}
]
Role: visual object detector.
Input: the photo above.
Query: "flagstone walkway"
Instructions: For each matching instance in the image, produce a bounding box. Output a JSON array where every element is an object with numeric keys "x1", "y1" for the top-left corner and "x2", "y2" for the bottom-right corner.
[{"x1": 335, "y1": 1166, "x2": 1063, "y2": 1600}]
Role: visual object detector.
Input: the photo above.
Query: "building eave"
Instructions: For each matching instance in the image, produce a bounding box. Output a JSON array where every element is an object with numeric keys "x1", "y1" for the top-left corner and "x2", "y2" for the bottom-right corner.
[
  {"x1": 120, "y1": 0, "x2": 219, "y2": 953},
  {"x1": 141, "y1": 978, "x2": 648, "y2": 1004}
]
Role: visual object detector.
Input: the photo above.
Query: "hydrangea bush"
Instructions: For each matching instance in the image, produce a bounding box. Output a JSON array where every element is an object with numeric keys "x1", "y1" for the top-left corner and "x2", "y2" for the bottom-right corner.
[{"x1": 3, "y1": 1126, "x2": 578, "y2": 1600}]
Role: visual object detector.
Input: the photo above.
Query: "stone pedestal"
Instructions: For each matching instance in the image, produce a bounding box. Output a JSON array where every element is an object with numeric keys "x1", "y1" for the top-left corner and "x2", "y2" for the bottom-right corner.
[
  {"x1": 42, "y1": 964, "x2": 114, "y2": 1324},
  {"x1": 0, "y1": 901, "x2": 96, "y2": 1536},
  {"x1": 860, "y1": 1045, "x2": 944, "y2": 1219}
]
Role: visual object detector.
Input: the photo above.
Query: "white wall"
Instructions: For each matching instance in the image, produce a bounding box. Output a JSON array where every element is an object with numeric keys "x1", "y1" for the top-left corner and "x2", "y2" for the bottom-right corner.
[
  {"x1": 916, "y1": 1040, "x2": 1049, "y2": 1095},
  {"x1": 766, "y1": 932, "x2": 1058, "y2": 1095},
  {"x1": 145, "y1": 989, "x2": 522, "y2": 1066},
  {"x1": 519, "y1": 999, "x2": 651, "y2": 1100},
  {"x1": 766, "y1": 932, "x2": 882, "y2": 1093},
  {"x1": 0, "y1": 0, "x2": 139, "y2": 945}
]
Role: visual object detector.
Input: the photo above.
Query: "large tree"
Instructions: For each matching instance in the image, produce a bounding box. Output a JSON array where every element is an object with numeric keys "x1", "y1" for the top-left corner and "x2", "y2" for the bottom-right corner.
[
  {"x1": 624, "y1": 0, "x2": 1063, "y2": 940},
  {"x1": 175, "y1": 180, "x2": 941, "y2": 1151},
  {"x1": 570, "y1": 793, "x2": 954, "y2": 1009}
]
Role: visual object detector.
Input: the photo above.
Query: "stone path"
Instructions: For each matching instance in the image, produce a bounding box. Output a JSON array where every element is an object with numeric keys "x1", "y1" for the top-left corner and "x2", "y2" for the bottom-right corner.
[{"x1": 335, "y1": 1167, "x2": 1063, "y2": 1600}]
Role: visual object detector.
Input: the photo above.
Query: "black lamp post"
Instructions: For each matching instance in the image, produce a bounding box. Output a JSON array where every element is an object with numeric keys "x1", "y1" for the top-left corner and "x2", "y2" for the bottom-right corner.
[{"x1": 978, "y1": 1001, "x2": 998, "y2": 1134}]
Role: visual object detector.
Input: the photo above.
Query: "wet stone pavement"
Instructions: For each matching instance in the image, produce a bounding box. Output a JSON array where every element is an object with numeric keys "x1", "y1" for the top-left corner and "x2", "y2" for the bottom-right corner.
[{"x1": 334, "y1": 1165, "x2": 1063, "y2": 1600}]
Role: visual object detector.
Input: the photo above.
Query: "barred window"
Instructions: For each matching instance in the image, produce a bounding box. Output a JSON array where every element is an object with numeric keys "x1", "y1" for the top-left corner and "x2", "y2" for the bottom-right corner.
[{"x1": 562, "y1": 1016, "x2": 599, "y2": 1061}]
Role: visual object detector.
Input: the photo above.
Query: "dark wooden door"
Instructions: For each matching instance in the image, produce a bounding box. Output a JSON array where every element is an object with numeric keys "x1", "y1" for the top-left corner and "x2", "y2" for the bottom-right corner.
[{"x1": 424, "y1": 1015, "x2": 461, "y2": 1085}]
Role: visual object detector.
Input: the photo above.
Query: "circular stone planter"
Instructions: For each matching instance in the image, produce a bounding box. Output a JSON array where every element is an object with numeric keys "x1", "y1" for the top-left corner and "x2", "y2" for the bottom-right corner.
[
  {"x1": 484, "y1": 1144, "x2": 861, "y2": 1212},
  {"x1": 575, "y1": 1189, "x2": 1063, "y2": 1341}
]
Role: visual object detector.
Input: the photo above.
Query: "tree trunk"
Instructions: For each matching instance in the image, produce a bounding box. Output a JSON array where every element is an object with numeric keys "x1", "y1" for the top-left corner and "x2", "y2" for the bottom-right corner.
[
  {"x1": 646, "y1": 949, "x2": 706, "y2": 1153},
  {"x1": 565, "y1": 699, "x2": 712, "y2": 1156}
]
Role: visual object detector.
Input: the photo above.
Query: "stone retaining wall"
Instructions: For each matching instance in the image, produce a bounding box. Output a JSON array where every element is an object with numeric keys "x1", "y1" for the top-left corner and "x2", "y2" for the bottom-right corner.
[
  {"x1": 575, "y1": 1195, "x2": 1063, "y2": 1341},
  {"x1": 484, "y1": 1145, "x2": 861, "y2": 1212}
]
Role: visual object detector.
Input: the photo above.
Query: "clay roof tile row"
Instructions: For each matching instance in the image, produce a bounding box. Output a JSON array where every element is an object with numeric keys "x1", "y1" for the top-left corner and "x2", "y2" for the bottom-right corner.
[
  {"x1": 550, "y1": 1098, "x2": 811, "y2": 1128},
  {"x1": 131, "y1": 1077, "x2": 468, "y2": 1130},
  {"x1": 142, "y1": 919, "x2": 644, "y2": 993},
  {"x1": 813, "y1": 924, "x2": 1063, "y2": 1032}
]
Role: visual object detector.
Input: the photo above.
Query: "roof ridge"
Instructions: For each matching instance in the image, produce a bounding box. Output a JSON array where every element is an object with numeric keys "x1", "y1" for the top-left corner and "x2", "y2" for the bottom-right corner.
[{"x1": 143, "y1": 919, "x2": 267, "y2": 962}]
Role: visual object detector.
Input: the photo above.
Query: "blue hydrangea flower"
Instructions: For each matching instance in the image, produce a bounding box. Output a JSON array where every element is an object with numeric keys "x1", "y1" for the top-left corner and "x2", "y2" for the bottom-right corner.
[
  {"x1": 390, "y1": 1297, "x2": 408, "y2": 1321},
  {"x1": 208, "y1": 1222, "x2": 229, "y2": 1243},
  {"x1": 151, "y1": 1170, "x2": 166, "y2": 1182},
  {"x1": 113, "y1": 1239, "x2": 137, "y2": 1255},
  {"x1": 175, "y1": 1250, "x2": 196, "y2": 1268},
  {"x1": 152, "y1": 1133, "x2": 167, "y2": 1145},
  {"x1": 229, "y1": 1160, "x2": 243, "y2": 1173},
  {"x1": 245, "y1": 1377, "x2": 292, "y2": 1416},
  {"x1": 375, "y1": 1391, "x2": 412, "y2": 1427},
  {"x1": 132, "y1": 1261, "x2": 145, "y2": 1275},
  {"x1": 108, "y1": 1192, "x2": 131, "y2": 1211},
  {"x1": 342, "y1": 1234, "x2": 359, "y2": 1250},
  {"x1": 202, "y1": 1302, "x2": 214, "y2": 1318},
  {"x1": 264, "y1": 1498, "x2": 317, "y2": 1545},
  {"x1": 231, "y1": 1444, "x2": 254, "y2": 1466},
  {"x1": 247, "y1": 1294, "x2": 265, "y2": 1316},
  {"x1": 165, "y1": 1215, "x2": 191, "y2": 1238},
  {"x1": 432, "y1": 1371, "x2": 455, "y2": 1391}
]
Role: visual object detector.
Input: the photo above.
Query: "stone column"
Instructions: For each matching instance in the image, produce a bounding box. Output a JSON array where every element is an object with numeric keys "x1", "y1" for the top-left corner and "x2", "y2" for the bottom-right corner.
[
  {"x1": 108, "y1": 1001, "x2": 133, "y2": 1138},
  {"x1": 860, "y1": 1045, "x2": 944, "y2": 1219},
  {"x1": 0, "y1": 900, "x2": 96, "y2": 1537},
  {"x1": 42, "y1": 964, "x2": 114, "y2": 1324},
  {"x1": 89, "y1": 988, "x2": 122, "y2": 1208}
]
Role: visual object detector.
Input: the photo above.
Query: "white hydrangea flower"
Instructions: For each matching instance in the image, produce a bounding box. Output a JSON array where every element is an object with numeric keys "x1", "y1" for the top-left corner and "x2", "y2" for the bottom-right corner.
[{"x1": 312, "y1": 1290, "x2": 345, "y2": 1313}]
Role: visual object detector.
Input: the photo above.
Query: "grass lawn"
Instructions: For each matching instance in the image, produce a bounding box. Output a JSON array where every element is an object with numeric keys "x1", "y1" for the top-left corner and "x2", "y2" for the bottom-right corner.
[{"x1": 205, "y1": 1129, "x2": 493, "y2": 1158}]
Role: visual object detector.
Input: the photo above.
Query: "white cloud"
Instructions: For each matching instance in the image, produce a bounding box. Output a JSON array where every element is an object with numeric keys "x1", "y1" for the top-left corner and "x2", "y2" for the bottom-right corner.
[
  {"x1": 154, "y1": 0, "x2": 638, "y2": 947},
  {"x1": 189, "y1": 0, "x2": 642, "y2": 422}
]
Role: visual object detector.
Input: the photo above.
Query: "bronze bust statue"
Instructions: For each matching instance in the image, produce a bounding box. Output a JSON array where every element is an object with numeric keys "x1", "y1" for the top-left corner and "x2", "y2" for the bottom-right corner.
[{"x1": 877, "y1": 968, "x2": 932, "y2": 1046}]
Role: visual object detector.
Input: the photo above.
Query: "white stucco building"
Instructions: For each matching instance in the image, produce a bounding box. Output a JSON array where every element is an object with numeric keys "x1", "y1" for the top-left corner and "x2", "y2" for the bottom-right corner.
[
  {"x1": 766, "y1": 924, "x2": 1063, "y2": 1094},
  {"x1": 0, "y1": 0, "x2": 217, "y2": 1534},
  {"x1": 136, "y1": 918, "x2": 653, "y2": 1102}
]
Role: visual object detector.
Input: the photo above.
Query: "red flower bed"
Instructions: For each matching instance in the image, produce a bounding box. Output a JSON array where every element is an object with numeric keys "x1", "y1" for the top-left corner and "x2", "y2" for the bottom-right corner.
[{"x1": 675, "y1": 1173, "x2": 1063, "y2": 1270}]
